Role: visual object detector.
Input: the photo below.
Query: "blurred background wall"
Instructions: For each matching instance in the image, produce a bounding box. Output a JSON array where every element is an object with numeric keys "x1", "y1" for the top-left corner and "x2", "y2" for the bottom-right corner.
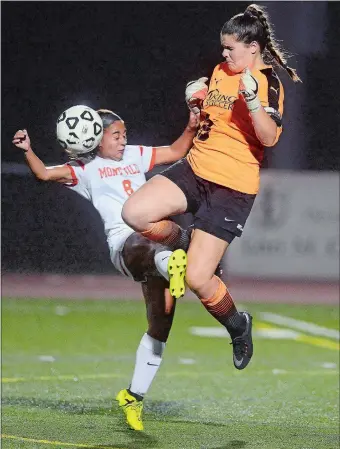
[{"x1": 2, "y1": 2, "x2": 339, "y2": 282}]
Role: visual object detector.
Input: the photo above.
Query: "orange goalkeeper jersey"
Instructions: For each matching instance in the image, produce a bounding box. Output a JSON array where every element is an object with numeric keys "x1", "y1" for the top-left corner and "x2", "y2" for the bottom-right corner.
[{"x1": 187, "y1": 62, "x2": 284, "y2": 194}]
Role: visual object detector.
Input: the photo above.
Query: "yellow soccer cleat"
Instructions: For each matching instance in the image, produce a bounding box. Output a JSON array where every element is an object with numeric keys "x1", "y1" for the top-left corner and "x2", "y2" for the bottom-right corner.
[
  {"x1": 168, "y1": 249, "x2": 187, "y2": 299},
  {"x1": 115, "y1": 389, "x2": 144, "y2": 431}
]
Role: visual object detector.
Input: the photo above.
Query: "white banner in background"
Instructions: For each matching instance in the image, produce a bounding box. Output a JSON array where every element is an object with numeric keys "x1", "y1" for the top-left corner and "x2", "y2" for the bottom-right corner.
[{"x1": 226, "y1": 170, "x2": 339, "y2": 280}]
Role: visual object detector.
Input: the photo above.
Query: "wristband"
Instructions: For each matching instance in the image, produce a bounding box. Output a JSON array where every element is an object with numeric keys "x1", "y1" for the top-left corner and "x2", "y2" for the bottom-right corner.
[{"x1": 246, "y1": 96, "x2": 261, "y2": 113}]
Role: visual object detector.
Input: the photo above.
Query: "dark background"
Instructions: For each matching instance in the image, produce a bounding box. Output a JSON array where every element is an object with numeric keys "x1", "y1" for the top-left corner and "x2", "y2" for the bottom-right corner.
[{"x1": 2, "y1": 1, "x2": 340, "y2": 274}]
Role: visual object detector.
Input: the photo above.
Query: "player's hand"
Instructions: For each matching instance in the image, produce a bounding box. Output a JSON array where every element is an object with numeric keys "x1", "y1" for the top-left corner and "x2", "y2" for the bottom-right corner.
[
  {"x1": 187, "y1": 111, "x2": 200, "y2": 132},
  {"x1": 239, "y1": 68, "x2": 261, "y2": 113},
  {"x1": 12, "y1": 129, "x2": 31, "y2": 152},
  {"x1": 185, "y1": 77, "x2": 208, "y2": 114}
]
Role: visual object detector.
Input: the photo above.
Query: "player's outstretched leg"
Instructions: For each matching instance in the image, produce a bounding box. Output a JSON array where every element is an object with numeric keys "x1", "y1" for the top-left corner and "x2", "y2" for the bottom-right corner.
[
  {"x1": 184, "y1": 229, "x2": 253, "y2": 370},
  {"x1": 167, "y1": 249, "x2": 187, "y2": 299},
  {"x1": 116, "y1": 389, "x2": 144, "y2": 431},
  {"x1": 115, "y1": 277, "x2": 175, "y2": 431}
]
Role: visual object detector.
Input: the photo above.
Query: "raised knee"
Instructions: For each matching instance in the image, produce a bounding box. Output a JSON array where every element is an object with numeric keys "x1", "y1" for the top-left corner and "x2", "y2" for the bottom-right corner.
[
  {"x1": 122, "y1": 200, "x2": 144, "y2": 231},
  {"x1": 185, "y1": 266, "x2": 209, "y2": 293}
]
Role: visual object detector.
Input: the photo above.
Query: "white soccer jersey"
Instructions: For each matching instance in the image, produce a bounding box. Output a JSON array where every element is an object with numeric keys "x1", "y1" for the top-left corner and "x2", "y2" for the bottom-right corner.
[{"x1": 50, "y1": 144, "x2": 156, "y2": 276}]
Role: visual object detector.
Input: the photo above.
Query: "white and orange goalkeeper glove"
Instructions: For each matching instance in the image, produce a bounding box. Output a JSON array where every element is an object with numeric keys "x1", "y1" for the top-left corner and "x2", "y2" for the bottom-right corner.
[
  {"x1": 185, "y1": 77, "x2": 208, "y2": 114},
  {"x1": 239, "y1": 68, "x2": 261, "y2": 113}
]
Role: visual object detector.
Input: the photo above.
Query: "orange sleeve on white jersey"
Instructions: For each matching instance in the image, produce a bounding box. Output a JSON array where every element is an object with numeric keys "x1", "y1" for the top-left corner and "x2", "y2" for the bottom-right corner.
[
  {"x1": 148, "y1": 148, "x2": 157, "y2": 171},
  {"x1": 65, "y1": 164, "x2": 78, "y2": 187},
  {"x1": 138, "y1": 145, "x2": 156, "y2": 172}
]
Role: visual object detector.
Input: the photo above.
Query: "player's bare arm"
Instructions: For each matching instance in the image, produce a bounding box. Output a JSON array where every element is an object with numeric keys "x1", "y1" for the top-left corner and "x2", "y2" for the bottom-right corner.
[
  {"x1": 153, "y1": 111, "x2": 199, "y2": 166},
  {"x1": 12, "y1": 129, "x2": 72, "y2": 183},
  {"x1": 248, "y1": 105, "x2": 278, "y2": 146}
]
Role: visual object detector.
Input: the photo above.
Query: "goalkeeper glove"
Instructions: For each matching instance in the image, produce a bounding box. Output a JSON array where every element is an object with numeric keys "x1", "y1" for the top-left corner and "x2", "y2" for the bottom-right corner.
[
  {"x1": 239, "y1": 68, "x2": 261, "y2": 113},
  {"x1": 185, "y1": 77, "x2": 208, "y2": 114}
]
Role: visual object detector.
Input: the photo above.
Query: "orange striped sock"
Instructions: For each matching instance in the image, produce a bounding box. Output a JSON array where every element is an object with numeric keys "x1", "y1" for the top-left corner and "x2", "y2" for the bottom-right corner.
[
  {"x1": 141, "y1": 221, "x2": 189, "y2": 251},
  {"x1": 201, "y1": 277, "x2": 238, "y2": 326}
]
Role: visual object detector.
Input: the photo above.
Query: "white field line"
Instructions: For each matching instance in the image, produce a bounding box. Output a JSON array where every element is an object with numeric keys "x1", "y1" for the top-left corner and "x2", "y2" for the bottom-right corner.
[
  {"x1": 190, "y1": 327, "x2": 228, "y2": 338},
  {"x1": 189, "y1": 326, "x2": 299, "y2": 339},
  {"x1": 1, "y1": 434, "x2": 126, "y2": 449},
  {"x1": 255, "y1": 328, "x2": 300, "y2": 339},
  {"x1": 259, "y1": 312, "x2": 340, "y2": 340},
  {"x1": 2, "y1": 369, "x2": 338, "y2": 384},
  {"x1": 189, "y1": 324, "x2": 339, "y2": 350}
]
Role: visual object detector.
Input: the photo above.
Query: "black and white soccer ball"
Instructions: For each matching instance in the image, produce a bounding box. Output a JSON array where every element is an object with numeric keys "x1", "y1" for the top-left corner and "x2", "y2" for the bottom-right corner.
[{"x1": 56, "y1": 105, "x2": 103, "y2": 157}]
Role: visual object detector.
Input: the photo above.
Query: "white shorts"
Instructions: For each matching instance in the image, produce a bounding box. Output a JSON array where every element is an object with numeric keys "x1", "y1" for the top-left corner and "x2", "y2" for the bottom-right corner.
[{"x1": 107, "y1": 227, "x2": 135, "y2": 279}]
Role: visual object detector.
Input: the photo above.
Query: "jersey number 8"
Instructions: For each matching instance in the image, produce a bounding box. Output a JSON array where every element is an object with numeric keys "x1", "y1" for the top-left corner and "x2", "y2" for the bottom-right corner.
[{"x1": 122, "y1": 180, "x2": 134, "y2": 196}]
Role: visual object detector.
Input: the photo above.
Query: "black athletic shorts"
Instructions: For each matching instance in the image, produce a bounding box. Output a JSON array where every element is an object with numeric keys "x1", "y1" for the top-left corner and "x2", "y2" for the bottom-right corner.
[{"x1": 160, "y1": 158, "x2": 256, "y2": 244}]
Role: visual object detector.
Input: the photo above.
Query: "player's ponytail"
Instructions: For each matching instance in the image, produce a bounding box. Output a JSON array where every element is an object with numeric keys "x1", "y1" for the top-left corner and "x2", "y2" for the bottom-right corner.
[
  {"x1": 221, "y1": 4, "x2": 301, "y2": 83},
  {"x1": 97, "y1": 109, "x2": 124, "y2": 129}
]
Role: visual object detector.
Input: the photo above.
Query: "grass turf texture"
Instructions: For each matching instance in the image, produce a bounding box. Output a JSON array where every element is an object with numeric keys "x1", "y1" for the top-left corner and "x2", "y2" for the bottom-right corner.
[{"x1": 2, "y1": 297, "x2": 339, "y2": 449}]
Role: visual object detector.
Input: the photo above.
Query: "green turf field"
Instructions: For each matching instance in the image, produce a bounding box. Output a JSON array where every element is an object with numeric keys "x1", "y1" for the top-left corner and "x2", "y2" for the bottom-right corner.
[{"x1": 2, "y1": 297, "x2": 339, "y2": 449}]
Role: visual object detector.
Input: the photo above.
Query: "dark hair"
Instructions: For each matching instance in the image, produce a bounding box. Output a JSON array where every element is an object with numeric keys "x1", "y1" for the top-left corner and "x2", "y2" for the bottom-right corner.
[
  {"x1": 221, "y1": 4, "x2": 301, "y2": 83},
  {"x1": 97, "y1": 109, "x2": 123, "y2": 129}
]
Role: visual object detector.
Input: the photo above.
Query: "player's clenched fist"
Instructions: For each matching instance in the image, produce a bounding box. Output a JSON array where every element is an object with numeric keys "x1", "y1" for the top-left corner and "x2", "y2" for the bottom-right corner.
[
  {"x1": 185, "y1": 77, "x2": 209, "y2": 114},
  {"x1": 12, "y1": 129, "x2": 31, "y2": 152}
]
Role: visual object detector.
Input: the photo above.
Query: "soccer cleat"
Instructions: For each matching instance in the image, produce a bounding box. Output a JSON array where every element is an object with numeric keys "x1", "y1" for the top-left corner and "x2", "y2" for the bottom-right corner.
[
  {"x1": 167, "y1": 249, "x2": 187, "y2": 299},
  {"x1": 115, "y1": 389, "x2": 144, "y2": 431},
  {"x1": 230, "y1": 312, "x2": 253, "y2": 370}
]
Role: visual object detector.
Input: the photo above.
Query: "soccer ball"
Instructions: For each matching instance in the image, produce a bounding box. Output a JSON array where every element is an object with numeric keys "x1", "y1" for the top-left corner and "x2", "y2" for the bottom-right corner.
[{"x1": 56, "y1": 105, "x2": 103, "y2": 156}]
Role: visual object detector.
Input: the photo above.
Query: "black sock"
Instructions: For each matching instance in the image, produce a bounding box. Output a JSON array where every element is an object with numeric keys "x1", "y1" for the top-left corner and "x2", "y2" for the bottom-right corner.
[
  {"x1": 175, "y1": 226, "x2": 191, "y2": 251},
  {"x1": 225, "y1": 312, "x2": 246, "y2": 338},
  {"x1": 127, "y1": 388, "x2": 144, "y2": 402}
]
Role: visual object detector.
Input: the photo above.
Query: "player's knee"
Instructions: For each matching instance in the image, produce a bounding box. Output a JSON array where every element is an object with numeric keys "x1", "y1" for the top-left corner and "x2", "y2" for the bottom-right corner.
[
  {"x1": 122, "y1": 200, "x2": 146, "y2": 232},
  {"x1": 185, "y1": 265, "x2": 210, "y2": 293}
]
